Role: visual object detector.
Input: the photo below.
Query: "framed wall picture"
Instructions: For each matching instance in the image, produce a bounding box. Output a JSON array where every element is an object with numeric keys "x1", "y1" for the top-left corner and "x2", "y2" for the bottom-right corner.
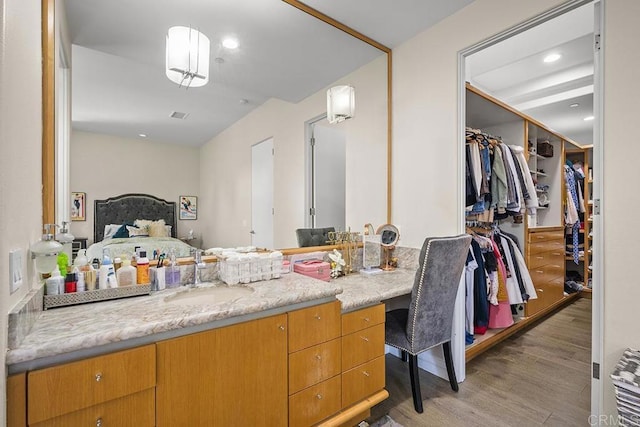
[
  {"x1": 71, "y1": 192, "x2": 86, "y2": 221},
  {"x1": 179, "y1": 196, "x2": 197, "y2": 220}
]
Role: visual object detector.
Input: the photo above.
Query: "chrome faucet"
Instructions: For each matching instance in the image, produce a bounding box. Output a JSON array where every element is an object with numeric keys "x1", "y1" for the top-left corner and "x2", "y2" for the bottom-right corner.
[{"x1": 191, "y1": 249, "x2": 207, "y2": 287}]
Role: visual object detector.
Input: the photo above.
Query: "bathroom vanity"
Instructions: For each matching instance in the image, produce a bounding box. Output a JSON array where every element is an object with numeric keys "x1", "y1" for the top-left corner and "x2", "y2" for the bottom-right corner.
[{"x1": 7, "y1": 269, "x2": 415, "y2": 427}]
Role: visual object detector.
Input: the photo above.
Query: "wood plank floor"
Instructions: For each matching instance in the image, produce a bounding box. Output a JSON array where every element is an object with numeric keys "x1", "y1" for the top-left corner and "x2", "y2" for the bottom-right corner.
[{"x1": 368, "y1": 298, "x2": 592, "y2": 426}]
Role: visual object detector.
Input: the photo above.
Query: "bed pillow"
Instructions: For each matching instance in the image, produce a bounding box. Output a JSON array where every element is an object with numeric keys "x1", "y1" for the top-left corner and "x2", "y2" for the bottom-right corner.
[
  {"x1": 148, "y1": 219, "x2": 169, "y2": 237},
  {"x1": 112, "y1": 223, "x2": 133, "y2": 239},
  {"x1": 103, "y1": 224, "x2": 122, "y2": 240},
  {"x1": 126, "y1": 225, "x2": 149, "y2": 237},
  {"x1": 134, "y1": 219, "x2": 153, "y2": 233}
]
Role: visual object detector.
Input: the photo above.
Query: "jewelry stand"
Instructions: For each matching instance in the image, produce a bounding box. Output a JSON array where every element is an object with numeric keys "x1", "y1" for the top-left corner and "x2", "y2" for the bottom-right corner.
[{"x1": 381, "y1": 245, "x2": 396, "y2": 271}]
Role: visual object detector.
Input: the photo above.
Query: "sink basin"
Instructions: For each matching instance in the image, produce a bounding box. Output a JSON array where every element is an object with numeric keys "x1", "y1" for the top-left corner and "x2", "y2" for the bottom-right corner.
[{"x1": 164, "y1": 285, "x2": 254, "y2": 307}]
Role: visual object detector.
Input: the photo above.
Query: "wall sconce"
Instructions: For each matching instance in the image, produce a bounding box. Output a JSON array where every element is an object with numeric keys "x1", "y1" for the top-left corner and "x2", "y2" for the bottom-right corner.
[
  {"x1": 30, "y1": 224, "x2": 63, "y2": 274},
  {"x1": 166, "y1": 26, "x2": 210, "y2": 88},
  {"x1": 327, "y1": 85, "x2": 355, "y2": 124}
]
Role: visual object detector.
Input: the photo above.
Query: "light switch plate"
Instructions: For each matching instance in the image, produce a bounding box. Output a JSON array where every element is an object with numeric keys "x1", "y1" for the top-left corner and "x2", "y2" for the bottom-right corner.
[{"x1": 9, "y1": 249, "x2": 23, "y2": 294}]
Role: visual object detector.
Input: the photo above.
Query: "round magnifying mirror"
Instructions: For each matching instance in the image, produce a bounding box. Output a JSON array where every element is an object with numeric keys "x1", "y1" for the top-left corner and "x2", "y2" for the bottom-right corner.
[{"x1": 376, "y1": 224, "x2": 400, "y2": 247}]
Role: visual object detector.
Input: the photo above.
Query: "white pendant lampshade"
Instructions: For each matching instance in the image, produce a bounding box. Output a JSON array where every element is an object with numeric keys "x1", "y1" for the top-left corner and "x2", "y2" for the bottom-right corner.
[
  {"x1": 327, "y1": 85, "x2": 355, "y2": 124},
  {"x1": 166, "y1": 26, "x2": 210, "y2": 88}
]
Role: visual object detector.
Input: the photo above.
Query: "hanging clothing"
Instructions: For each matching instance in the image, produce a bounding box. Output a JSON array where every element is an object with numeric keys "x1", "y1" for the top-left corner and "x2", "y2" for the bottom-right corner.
[
  {"x1": 471, "y1": 239, "x2": 489, "y2": 335},
  {"x1": 564, "y1": 165, "x2": 581, "y2": 264},
  {"x1": 510, "y1": 145, "x2": 539, "y2": 215}
]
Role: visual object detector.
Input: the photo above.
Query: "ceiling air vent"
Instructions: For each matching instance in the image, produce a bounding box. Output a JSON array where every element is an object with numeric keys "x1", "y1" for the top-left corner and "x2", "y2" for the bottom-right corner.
[{"x1": 170, "y1": 111, "x2": 189, "y2": 120}]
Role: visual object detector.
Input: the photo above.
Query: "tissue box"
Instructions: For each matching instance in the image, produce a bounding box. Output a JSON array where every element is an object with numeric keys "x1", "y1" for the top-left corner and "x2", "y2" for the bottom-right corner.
[{"x1": 293, "y1": 260, "x2": 331, "y2": 282}]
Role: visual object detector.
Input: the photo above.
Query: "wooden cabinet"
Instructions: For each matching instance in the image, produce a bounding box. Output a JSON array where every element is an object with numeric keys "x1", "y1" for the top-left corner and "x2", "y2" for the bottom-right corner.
[
  {"x1": 7, "y1": 373, "x2": 26, "y2": 427},
  {"x1": 26, "y1": 344, "x2": 155, "y2": 426},
  {"x1": 157, "y1": 313, "x2": 288, "y2": 426},
  {"x1": 526, "y1": 228, "x2": 565, "y2": 316}
]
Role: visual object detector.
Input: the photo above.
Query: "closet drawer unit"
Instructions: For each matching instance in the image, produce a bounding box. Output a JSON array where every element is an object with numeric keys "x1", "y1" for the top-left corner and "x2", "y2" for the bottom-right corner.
[
  {"x1": 289, "y1": 338, "x2": 341, "y2": 395},
  {"x1": 342, "y1": 304, "x2": 385, "y2": 335},
  {"x1": 288, "y1": 301, "x2": 341, "y2": 353},
  {"x1": 529, "y1": 263, "x2": 563, "y2": 287},
  {"x1": 289, "y1": 375, "x2": 342, "y2": 427},
  {"x1": 341, "y1": 324, "x2": 385, "y2": 372},
  {"x1": 31, "y1": 388, "x2": 154, "y2": 427},
  {"x1": 342, "y1": 356, "x2": 385, "y2": 408},
  {"x1": 27, "y1": 345, "x2": 155, "y2": 425}
]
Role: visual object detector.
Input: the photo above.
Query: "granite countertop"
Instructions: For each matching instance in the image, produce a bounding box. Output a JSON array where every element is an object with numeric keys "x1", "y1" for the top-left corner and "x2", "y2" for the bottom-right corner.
[{"x1": 6, "y1": 267, "x2": 417, "y2": 371}]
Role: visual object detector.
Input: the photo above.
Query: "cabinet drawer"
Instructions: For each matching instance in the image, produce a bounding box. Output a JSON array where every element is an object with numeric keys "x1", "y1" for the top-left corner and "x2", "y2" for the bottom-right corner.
[
  {"x1": 528, "y1": 249, "x2": 565, "y2": 269},
  {"x1": 289, "y1": 338, "x2": 341, "y2": 395},
  {"x1": 342, "y1": 304, "x2": 385, "y2": 335},
  {"x1": 288, "y1": 301, "x2": 341, "y2": 353},
  {"x1": 342, "y1": 324, "x2": 385, "y2": 371},
  {"x1": 342, "y1": 356, "x2": 385, "y2": 408},
  {"x1": 528, "y1": 230, "x2": 563, "y2": 243},
  {"x1": 289, "y1": 375, "x2": 341, "y2": 427},
  {"x1": 28, "y1": 345, "x2": 155, "y2": 425},
  {"x1": 530, "y1": 263, "x2": 564, "y2": 286},
  {"x1": 528, "y1": 239, "x2": 564, "y2": 255},
  {"x1": 31, "y1": 388, "x2": 154, "y2": 427}
]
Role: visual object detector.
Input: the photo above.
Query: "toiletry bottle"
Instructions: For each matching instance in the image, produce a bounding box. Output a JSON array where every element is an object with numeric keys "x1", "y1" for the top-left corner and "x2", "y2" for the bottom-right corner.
[
  {"x1": 76, "y1": 267, "x2": 86, "y2": 292},
  {"x1": 45, "y1": 266, "x2": 64, "y2": 295},
  {"x1": 165, "y1": 248, "x2": 180, "y2": 288},
  {"x1": 113, "y1": 257, "x2": 122, "y2": 272},
  {"x1": 55, "y1": 221, "x2": 74, "y2": 262},
  {"x1": 116, "y1": 259, "x2": 137, "y2": 287},
  {"x1": 136, "y1": 251, "x2": 150, "y2": 285},
  {"x1": 99, "y1": 250, "x2": 118, "y2": 289},
  {"x1": 64, "y1": 272, "x2": 77, "y2": 293}
]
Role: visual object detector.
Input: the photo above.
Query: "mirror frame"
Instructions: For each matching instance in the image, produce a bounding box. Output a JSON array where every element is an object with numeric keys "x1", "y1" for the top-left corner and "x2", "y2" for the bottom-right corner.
[{"x1": 41, "y1": 0, "x2": 393, "y2": 246}]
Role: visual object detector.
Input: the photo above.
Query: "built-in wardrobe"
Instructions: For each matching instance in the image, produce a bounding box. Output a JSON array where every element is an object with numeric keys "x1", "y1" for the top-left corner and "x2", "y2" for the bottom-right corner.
[{"x1": 464, "y1": 83, "x2": 589, "y2": 360}]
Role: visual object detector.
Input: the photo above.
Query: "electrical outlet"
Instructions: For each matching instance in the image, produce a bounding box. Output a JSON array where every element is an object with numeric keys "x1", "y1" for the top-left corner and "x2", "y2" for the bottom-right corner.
[{"x1": 9, "y1": 249, "x2": 23, "y2": 294}]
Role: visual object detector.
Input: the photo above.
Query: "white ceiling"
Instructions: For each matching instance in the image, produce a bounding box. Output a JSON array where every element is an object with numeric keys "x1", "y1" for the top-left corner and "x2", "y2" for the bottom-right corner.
[
  {"x1": 66, "y1": 0, "x2": 594, "y2": 148},
  {"x1": 466, "y1": 3, "x2": 595, "y2": 145},
  {"x1": 65, "y1": 0, "x2": 475, "y2": 146}
]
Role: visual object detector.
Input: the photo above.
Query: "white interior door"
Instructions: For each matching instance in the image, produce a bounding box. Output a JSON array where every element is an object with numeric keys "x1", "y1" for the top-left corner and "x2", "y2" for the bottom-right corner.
[
  {"x1": 251, "y1": 138, "x2": 274, "y2": 249},
  {"x1": 309, "y1": 122, "x2": 346, "y2": 230}
]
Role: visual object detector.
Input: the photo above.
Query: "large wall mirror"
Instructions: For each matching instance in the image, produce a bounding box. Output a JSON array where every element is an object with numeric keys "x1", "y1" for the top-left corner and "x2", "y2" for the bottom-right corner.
[{"x1": 43, "y1": 0, "x2": 391, "y2": 253}]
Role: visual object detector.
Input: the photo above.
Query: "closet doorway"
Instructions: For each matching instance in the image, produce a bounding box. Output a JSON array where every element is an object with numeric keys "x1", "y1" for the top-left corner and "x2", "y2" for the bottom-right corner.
[
  {"x1": 251, "y1": 137, "x2": 274, "y2": 249},
  {"x1": 305, "y1": 116, "x2": 346, "y2": 230},
  {"x1": 459, "y1": 0, "x2": 603, "y2": 416}
]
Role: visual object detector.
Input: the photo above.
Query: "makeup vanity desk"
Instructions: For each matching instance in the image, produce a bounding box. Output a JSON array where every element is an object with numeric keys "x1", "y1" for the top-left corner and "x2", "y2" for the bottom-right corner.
[{"x1": 334, "y1": 268, "x2": 416, "y2": 311}]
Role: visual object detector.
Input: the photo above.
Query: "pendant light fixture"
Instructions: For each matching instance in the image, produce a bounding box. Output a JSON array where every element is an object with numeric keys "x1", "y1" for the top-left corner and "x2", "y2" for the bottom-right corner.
[
  {"x1": 327, "y1": 85, "x2": 355, "y2": 124},
  {"x1": 166, "y1": 26, "x2": 211, "y2": 88}
]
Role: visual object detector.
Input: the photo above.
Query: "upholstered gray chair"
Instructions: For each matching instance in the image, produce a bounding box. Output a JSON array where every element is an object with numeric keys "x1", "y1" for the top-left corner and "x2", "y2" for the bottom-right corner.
[
  {"x1": 295, "y1": 227, "x2": 335, "y2": 247},
  {"x1": 385, "y1": 234, "x2": 472, "y2": 413}
]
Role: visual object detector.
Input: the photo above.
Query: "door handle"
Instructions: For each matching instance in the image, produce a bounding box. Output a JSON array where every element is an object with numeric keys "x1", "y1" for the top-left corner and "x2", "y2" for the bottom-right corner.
[{"x1": 250, "y1": 230, "x2": 256, "y2": 234}]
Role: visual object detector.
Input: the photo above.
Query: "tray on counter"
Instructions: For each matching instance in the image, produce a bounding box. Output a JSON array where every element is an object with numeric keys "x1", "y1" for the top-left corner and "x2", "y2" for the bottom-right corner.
[{"x1": 44, "y1": 285, "x2": 151, "y2": 310}]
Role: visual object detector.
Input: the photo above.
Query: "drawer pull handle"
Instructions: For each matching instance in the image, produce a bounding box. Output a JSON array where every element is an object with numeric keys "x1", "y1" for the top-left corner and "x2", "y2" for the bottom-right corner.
[
  {"x1": 363, "y1": 317, "x2": 370, "y2": 322},
  {"x1": 361, "y1": 336, "x2": 370, "y2": 342},
  {"x1": 363, "y1": 371, "x2": 370, "y2": 377},
  {"x1": 536, "y1": 270, "x2": 544, "y2": 274},
  {"x1": 96, "y1": 417, "x2": 103, "y2": 427},
  {"x1": 315, "y1": 354, "x2": 322, "y2": 361},
  {"x1": 95, "y1": 373, "x2": 102, "y2": 382},
  {"x1": 278, "y1": 325, "x2": 285, "y2": 331},
  {"x1": 537, "y1": 289, "x2": 544, "y2": 293},
  {"x1": 536, "y1": 256, "x2": 544, "y2": 259},
  {"x1": 315, "y1": 315, "x2": 321, "y2": 320},
  {"x1": 316, "y1": 394, "x2": 323, "y2": 400}
]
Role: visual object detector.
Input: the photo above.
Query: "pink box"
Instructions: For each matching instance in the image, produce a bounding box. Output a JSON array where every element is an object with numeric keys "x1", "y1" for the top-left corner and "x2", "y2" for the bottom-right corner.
[{"x1": 293, "y1": 260, "x2": 331, "y2": 282}]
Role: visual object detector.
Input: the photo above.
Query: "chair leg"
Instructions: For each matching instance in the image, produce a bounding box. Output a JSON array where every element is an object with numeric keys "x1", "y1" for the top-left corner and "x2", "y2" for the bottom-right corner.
[
  {"x1": 401, "y1": 350, "x2": 408, "y2": 362},
  {"x1": 408, "y1": 354, "x2": 424, "y2": 413},
  {"x1": 443, "y1": 341, "x2": 459, "y2": 392}
]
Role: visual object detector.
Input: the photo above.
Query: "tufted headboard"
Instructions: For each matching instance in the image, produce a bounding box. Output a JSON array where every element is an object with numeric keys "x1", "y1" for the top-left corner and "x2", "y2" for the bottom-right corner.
[{"x1": 94, "y1": 193, "x2": 177, "y2": 242}]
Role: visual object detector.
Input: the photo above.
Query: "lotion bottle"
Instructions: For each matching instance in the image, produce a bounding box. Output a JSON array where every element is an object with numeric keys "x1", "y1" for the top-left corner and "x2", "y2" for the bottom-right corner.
[
  {"x1": 116, "y1": 259, "x2": 137, "y2": 287},
  {"x1": 45, "y1": 266, "x2": 64, "y2": 295},
  {"x1": 99, "y1": 250, "x2": 118, "y2": 288}
]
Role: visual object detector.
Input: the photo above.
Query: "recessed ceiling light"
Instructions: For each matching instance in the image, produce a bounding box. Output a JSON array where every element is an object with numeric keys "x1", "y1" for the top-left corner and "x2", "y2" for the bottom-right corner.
[
  {"x1": 139, "y1": 133, "x2": 147, "y2": 138},
  {"x1": 583, "y1": 116, "x2": 595, "y2": 121},
  {"x1": 543, "y1": 53, "x2": 562, "y2": 63},
  {"x1": 222, "y1": 37, "x2": 239, "y2": 49},
  {"x1": 239, "y1": 98, "x2": 248, "y2": 105},
  {"x1": 569, "y1": 103, "x2": 579, "y2": 108}
]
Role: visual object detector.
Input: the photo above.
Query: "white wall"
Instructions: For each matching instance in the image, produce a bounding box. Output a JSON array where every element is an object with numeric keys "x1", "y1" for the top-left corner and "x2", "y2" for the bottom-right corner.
[
  {"x1": 70, "y1": 130, "x2": 201, "y2": 242},
  {"x1": 200, "y1": 54, "x2": 387, "y2": 249},
  {"x1": 601, "y1": 0, "x2": 640, "y2": 417},
  {"x1": 0, "y1": 0, "x2": 43, "y2": 421}
]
